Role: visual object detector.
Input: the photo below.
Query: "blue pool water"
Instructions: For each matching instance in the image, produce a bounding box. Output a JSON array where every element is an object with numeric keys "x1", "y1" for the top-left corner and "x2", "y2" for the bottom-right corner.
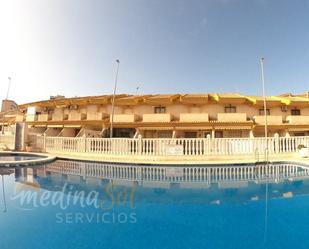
[{"x1": 1, "y1": 160, "x2": 309, "y2": 249}]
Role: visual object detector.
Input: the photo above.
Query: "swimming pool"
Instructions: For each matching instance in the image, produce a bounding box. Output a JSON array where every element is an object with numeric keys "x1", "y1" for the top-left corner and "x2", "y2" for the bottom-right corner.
[
  {"x1": 1, "y1": 160, "x2": 309, "y2": 249},
  {"x1": 0, "y1": 152, "x2": 55, "y2": 166},
  {"x1": 0, "y1": 153, "x2": 43, "y2": 161}
]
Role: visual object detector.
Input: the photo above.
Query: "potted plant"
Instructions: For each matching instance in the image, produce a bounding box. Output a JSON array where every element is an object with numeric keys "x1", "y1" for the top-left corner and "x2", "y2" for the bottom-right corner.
[{"x1": 297, "y1": 144, "x2": 308, "y2": 158}]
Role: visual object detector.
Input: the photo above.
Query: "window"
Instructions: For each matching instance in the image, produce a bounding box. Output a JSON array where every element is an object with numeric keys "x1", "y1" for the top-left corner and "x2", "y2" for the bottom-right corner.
[
  {"x1": 259, "y1": 109, "x2": 270, "y2": 115},
  {"x1": 215, "y1": 131, "x2": 223, "y2": 138},
  {"x1": 154, "y1": 106, "x2": 166, "y2": 113},
  {"x1": 224, "y1": 104, "x2": 236, "y2": 113},
  {"x1": 157, "y1": 131, "x2": 172, "y2": 138},
  {"x1": 184, "y1": 132, "x2": 197, "y2": 138},
  {"x1": 291, "y1": 108, "x2": 301, "y2": 116}
]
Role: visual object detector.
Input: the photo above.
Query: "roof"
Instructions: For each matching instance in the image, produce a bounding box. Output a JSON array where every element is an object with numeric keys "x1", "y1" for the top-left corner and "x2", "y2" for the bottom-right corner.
[{"x1": 18, "y1": 92, "x2": 309, "y2": 109}]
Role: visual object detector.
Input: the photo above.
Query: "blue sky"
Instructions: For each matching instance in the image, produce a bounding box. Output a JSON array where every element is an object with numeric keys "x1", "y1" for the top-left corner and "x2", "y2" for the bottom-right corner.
[{"x1": 1, "y1": 0, "x2": 309, "y2": 104}]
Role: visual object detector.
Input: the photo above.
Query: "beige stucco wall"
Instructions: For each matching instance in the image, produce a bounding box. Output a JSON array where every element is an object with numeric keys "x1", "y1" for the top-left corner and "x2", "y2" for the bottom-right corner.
[
  {"x1": 113, "y1": 114, "x2": 139, "y2": 123},
  {"x1": 142, "y1": 113, "x2": 172, "y2": 122},
  {"x1": 60, "y1": 128, "x2": 77, "y2": 137},
  {"x1": 68, "y1": 110, "x2": 87, "y2": 121},
  {"x1": 1, "y1": 100, "x2": 18, "y2": 112},
  {"x1": 179, "y1": 113, "x2": 209, "y2": 122},
  {"x1": 52, "y1": 108, "x2": 64, "y2": 121},
  {"x1": 217, "y1": 113, "x2": 247, "y2": 122},
  {"x1": 45, "y1": 128, "x2": 61, "y2": 136},
  {"x1": 253, "y1": 115, "x2": 283, "y2": 125},
  {"x1": 286, "y1": 115, "x2": 309, "y2": 125},
  {"x1": 37, "y1": 114, "x2": 52, "y2": 122}
]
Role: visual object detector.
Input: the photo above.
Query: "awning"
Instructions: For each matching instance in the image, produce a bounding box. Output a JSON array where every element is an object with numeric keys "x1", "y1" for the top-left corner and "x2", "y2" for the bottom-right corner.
[
  {"x1": 139, "y1": 127, "x2": 174, "y2": 130},
  {"x1": 214, "y1": 126, "x2": 252, "y2": 130},
  {"x1": 176, "y1": 126, "x2": 212, "y2": 130},
  {"x1": 63, "y1": 125, "x2": 81, "y2": 128},
  {"x1": 288, "y1": 127, "x2": 309, "y2": 132}
]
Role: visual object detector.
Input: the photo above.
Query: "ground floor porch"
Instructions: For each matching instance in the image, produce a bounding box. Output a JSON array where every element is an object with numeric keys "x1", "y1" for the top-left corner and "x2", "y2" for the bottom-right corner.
[{"x1": 25, "y1": 124, "x2": 309, "y2": 139}]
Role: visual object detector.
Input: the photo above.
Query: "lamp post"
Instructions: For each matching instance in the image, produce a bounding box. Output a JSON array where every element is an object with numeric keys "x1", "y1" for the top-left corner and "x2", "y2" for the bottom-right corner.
[
  {"x1": 6, "y1": 77, "x2": 11, "y2": 100},
  {"x1": 1, "y1": 77, "x2": 11, "y2": 134},
  {"x1": 260, "y1": 58, "x2": 268, "y2": 141},
  {"x1": 110, "y1": 59, "x2": 120, "y2": 138}
]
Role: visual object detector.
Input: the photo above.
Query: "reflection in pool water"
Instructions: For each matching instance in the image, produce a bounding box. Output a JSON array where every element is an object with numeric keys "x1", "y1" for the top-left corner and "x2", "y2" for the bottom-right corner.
[{"x1": 1, "y1": 160, "x2": 309, "y2": 249}]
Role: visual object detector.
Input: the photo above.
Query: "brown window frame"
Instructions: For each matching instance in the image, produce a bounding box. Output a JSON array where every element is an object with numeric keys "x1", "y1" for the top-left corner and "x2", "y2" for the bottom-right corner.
[
  {"x1": 259, "y1": 109, "x2": 270, "y2": 115},
  {"x1": 224, "y1": 104, "x2": 236, "y2": 113},
  {"x1": 154, "y1": 106, "x2": 166, "y2": 114},
  {"x1": 291, "y1": 108, "x2": 301, "y2": 116}
]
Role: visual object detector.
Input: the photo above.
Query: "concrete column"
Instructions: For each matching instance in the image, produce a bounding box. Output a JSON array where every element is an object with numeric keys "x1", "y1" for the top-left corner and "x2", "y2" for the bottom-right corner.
[
  {"x1": 172, "y1": 129, "x2": 176, "y2": 138},
  {"x1": 43, "y1": 133, "x2": 46, "y2": 152},
  {"x1": 274, "y1": 133, "x2": 280, "y2": 153},
  {"x1": 211, "y1": 129, "x2": 215, "y2": 138},
  {"x1": 138, "y1": 134, "x2": 142, "y2": 155},
  {"x1": 249, "y1": 130, "x2": 254, "y2": 138}
]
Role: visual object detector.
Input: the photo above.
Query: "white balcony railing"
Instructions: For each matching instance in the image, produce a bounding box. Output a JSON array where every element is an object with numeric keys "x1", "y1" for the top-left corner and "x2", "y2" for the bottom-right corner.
[{"x1": 32, "y1": 135, "x2": 309, "y2": 157}]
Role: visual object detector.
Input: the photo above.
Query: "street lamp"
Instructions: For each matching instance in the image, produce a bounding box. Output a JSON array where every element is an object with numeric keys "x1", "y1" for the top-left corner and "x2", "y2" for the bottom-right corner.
[
  {"x1": 110, "y1": 59, "x2": 120, "y2": 138},
  {"x1": 0, "y1": 77, "x2": 11, "y2": 134},
  {"x1": 6, "y1": 77, "x2": 11, "y2": 100},
  {"x1": 260, "y1": 58, "x2": 268, "y2": 140}
]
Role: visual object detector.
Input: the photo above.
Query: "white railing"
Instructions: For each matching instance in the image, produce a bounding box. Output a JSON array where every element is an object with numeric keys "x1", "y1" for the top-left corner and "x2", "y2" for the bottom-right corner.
[
  {"x1": 32, "y1": 135, "x2": 309, "y2": 157},
  {"x1": 46, "y1": 160, "x2": 309, "y2": 184},
  {"x1": 0, "y1": 134, "x2": 15, "y2": 150}
]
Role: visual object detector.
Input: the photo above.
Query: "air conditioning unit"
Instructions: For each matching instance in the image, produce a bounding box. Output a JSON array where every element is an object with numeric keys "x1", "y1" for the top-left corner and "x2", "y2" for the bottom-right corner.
[
  {"x1": 281, "y1": 106, "x2": 288, "y2": 112},
  {"x1": 69, "y1": 105, "x2": 78, "y2": 110}
]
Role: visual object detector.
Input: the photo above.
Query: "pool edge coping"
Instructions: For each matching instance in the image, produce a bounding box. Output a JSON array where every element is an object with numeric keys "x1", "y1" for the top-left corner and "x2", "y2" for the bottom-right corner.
[
  {"x1": 0, "y1": 151, "x2": 56, "y2": 167},
  {"x1": 1, "y1": 151, "x2": 309, "y2": 167}
]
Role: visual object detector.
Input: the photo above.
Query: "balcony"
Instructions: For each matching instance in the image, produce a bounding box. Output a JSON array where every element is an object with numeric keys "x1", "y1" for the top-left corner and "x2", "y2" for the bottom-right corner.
[
  {"x1": 37, "y1": 114, "x2": 52, "y2": 122},
  {"x1": 52, "y1": 109, "x2": 64, "y2": 121},
  {"x1": 26, "y1": 114, "x2": 37, "y2": 122},
  {"x1": 286, "y1": 115, "x2": 309, "y2": 125},
  {"x1": 15, "y1": 114, "x2": 24, "y2": 122},
  {"x1": 254, "y1": 115, "x2": 282, "y2": 125},
  {"x1": 87, "y1": 112, "x2": 105, "y2": 120},
  {"x1": 179, "y1": 113, "x2": 209, "y2": 122},
  {"x1": 113, "y1": 114, "x2": 139, "y2": 123},
  {"x1": 68, "y1": 112, "x2": 87, "y2": 121},
  {"x1": 217, "y1": 113, "x2": 247, "y2": 122},
  {"x1": 142, "y1": 113, "x2": 172, "y2": 123}
]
